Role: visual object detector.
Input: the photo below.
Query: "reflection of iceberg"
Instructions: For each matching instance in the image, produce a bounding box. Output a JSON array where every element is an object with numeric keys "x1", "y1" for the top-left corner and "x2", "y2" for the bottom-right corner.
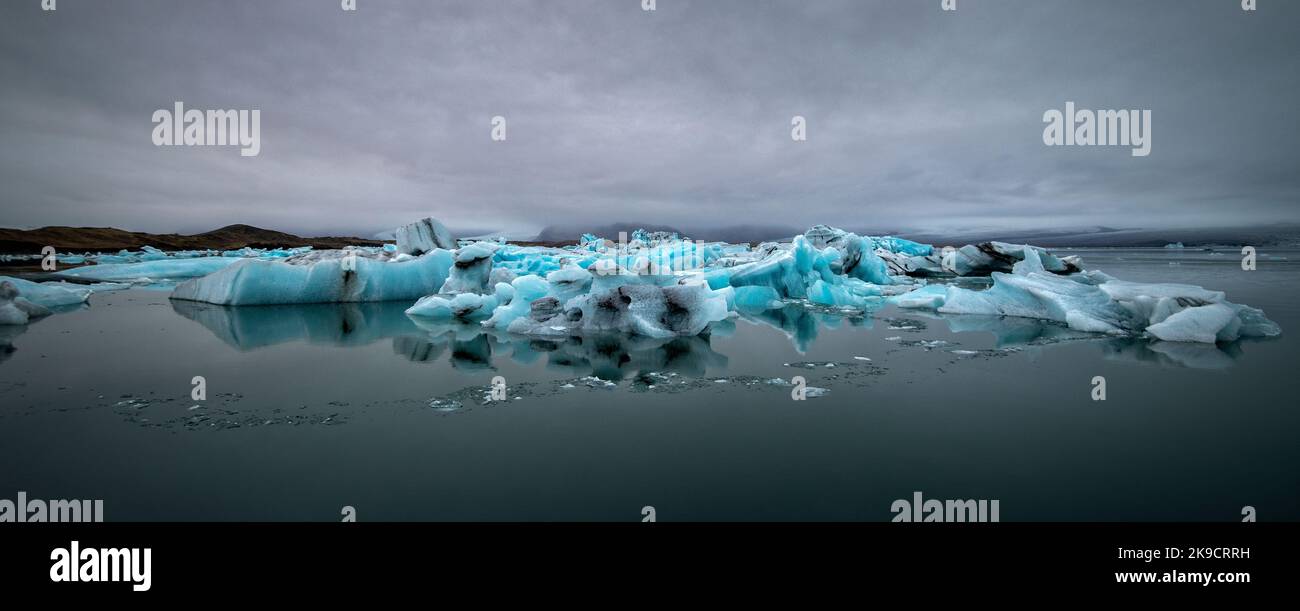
[
  {"x1": 908, "y1": 311, "x2": 1092, "y2": 347},
  {"x1": 402, "y1": 319, "x2": 728, "y2": 380},
  {"x1": 0, "y1": 323, "x2": 28, "y2": 364},
  {"x1": 732, "y1": 304, "x2": 873, "y2": 353},
  {"x1": 170, "y1": 299, "x2": 425, "y2": 350},
  {"x1": 1100, "y1": 338, "x2": 1245, "y2": 370}
]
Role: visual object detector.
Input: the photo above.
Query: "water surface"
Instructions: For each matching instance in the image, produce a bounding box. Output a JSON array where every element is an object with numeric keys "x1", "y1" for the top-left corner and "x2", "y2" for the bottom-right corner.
[{"x1": 2, "y1": 248, "x2": 1297, "y2": 521}]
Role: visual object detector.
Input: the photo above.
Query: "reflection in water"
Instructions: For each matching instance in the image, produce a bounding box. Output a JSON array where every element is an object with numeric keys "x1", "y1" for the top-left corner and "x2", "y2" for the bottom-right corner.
[
  {"x1": 1100, "y1": 338, "x2": 1245, "y2": 370},
  {"x1": 732, "y1": 304, "x2": 875, "y2": 352},
  {"x1": 0, "y1": 324, "x2": 28, "y2": 365},
  {"x1": 171, "y1": 300, "x2": 424, "y2": 350},
  {"x1": 171, "y1": 298, "x2": 730, "y2": 380},
  {"x1": 405, "y1": 319, "x2": 728, "y2": 380},
  {"x1": 170, "y1": 297, "x2": 1253, "y2": 373},
  {"x1": 907, "y1": 311, "x2": 1093, "y2": 347}
]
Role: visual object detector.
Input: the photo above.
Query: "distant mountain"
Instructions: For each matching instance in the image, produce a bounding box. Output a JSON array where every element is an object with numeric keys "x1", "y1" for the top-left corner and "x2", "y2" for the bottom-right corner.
[
  {"x1": 0, "y1": 224, "x2": 382, "y2": 254},
  {"x1": 895, "y1": 225, "x2": 1300, "y2": 248}
]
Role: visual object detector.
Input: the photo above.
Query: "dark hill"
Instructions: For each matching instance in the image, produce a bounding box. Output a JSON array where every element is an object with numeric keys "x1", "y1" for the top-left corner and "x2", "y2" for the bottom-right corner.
[{"x1": 0, "y1": 224, "x2": 381, "y2": 254}]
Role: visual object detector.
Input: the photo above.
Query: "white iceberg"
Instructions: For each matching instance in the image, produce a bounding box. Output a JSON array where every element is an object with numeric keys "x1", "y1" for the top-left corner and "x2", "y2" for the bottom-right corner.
[{"x1": 395, "y1": 217, "x2": 456, "y2": 256}]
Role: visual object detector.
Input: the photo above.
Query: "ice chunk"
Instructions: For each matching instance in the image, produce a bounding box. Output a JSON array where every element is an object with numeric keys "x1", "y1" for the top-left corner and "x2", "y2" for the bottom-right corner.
[
  {"x1": 0, "y1": 281, "x2": 53, "y2": 325},
  {"x1": 171, "y1": 249, "x2": 453, "y2": 305},
  {"x1": 55, "y1": 257, "x2": 239, "y2": 283},
  {"x1": 1145, "y1": 303, "x2": 1241, "y2": 343},
  {"x1": 482, "y1": 275, "x2": 552, "y2": 330},
  {"x1": 871, "y1": 236, "x2": 933, "y2": 257},
  {"x1": 891, "y1": 283, "x2": 948, "y2": 309},
  {"x1": 545, "y1": 266, "x2": 595, "y2": 304},
  {"x1": 732, "y1": 286, "x2": 782, "y2": 311},
  {"x1": 893, "y1": 249, "x2": 1280, "y2": 343},
  {"x1": 0, "y1": 276, "x2": 92, "y2": 308},
  {"x1": 395, "y1": 217, "x2": 456, "y2": 256},
  {"x1": 508, "y1": 282, "x2": 728, "y2": 339},
  {"x1": 438, "y1": 242, "x2": 498, "y2": 294},
  {"x1": 948, "y1": 242, "x2": 1079, "y2": 276},
  {"x1": 405, "y1": 288, "x2": 506, "y2": 321}
]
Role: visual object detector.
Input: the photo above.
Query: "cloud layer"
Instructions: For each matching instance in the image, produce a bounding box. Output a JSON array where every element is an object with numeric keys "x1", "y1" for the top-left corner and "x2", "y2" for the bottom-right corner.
[{"x1": 2, "y1": 0, "x2": 1297, "y2": 237}]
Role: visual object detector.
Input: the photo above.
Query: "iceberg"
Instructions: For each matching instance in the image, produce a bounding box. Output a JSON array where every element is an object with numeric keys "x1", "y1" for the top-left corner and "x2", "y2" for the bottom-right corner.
[
  {"x1": 55, "y1": 257, "x2": 240, "y2": 283},
  {"x1": 438, "y1": 242, "x2": 498, "y2": 294},
  {"x1": 0, "y1": 280, "x2": 53, "y2": 325},
  {"x1": 505, "y1": 281, "x2": 729, "y2": 339},
  {"x1": 109, "y1": 217, "x2": 1275, "y2": 349},
  {"x1": 892, "y1": 247, "x2": 1280, "y2": 343},
  {"x1": 171, "y1": 248, "x2": 454, "y2": 305},
  {"x1": 395, "y1": 217, "x2": 456, "y2": 256},
  {"x1": 406, "y1": 283, "x2": 512, "y2": 321},
  {"x1": 0, "y1": 276, "x2": 92, "y2": 309}
]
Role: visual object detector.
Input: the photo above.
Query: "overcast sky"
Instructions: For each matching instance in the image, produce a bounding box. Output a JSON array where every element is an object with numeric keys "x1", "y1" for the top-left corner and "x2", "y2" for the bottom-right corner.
[{"x1": 1, "y1": 0, "x2": 1297, "y2": 237}]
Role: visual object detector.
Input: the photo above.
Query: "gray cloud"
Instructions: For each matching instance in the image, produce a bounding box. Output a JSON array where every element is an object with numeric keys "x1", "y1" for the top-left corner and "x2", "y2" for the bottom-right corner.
[{"x1": 1, "y1": 0, "x2": 1297, "y2": 237}]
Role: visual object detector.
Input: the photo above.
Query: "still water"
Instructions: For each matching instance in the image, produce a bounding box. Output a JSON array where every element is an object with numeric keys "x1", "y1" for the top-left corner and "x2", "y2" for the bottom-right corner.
[{"x1": 1, "y1": 248, "x2": 1297, "y2": 521}]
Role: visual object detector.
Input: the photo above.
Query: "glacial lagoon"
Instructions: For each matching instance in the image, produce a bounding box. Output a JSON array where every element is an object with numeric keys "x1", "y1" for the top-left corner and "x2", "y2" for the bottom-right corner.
[{"x1": 1, "y1": 248, "x2": 1297, "y2": 521}]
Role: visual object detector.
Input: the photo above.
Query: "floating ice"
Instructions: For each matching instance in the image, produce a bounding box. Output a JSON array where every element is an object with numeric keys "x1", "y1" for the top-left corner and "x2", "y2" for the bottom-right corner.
[
  {"x1": 0, "y1": 276, "x2": 92, "y2": 308},
  {"x1": 893, "y1": 247, "x2": 1280, "y2": 343},
  {"x1": 406, "y1": 282, "x2": 512, "y2": 321},
  {"x1": 48, "y1": 218, "x2": 1261, "y2": 348},
  {"x1": 55, "y1": 257, "x2": 240, "y2": 283},
  {"x1": 502, "y1": 280, "x2": 729, "y2": 339},
  {"x1": 172, "y1": 248, "x2": 454, "y2": 305},
  {"x1": 0, "y1": 281, "x2": 53, "y2": 325}
]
